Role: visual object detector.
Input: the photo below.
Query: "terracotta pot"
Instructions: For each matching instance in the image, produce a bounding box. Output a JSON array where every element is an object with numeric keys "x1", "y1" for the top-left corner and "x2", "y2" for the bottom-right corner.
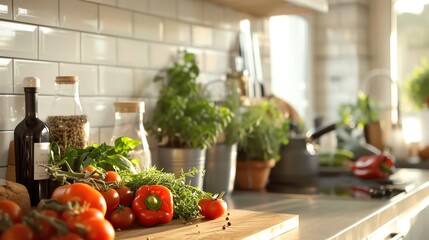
[{"x1": 235, "y1": 160, "x2": 276, "y2": 190}]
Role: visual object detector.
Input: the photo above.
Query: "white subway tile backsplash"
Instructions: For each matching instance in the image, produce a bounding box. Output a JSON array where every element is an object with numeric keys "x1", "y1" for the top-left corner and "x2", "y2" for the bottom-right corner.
[
  {"x1": 14, "y1": 60, "x2": 58, "y2": 94},
  {"x1": 85, "y1": 0, "x2": 117, "y2": 6},
  {"x1": 149, "y1": 0, "x2": 176, "y2": 18},
  {"x1": 214, "y1": 29, "x2": 238, "y2": 51},
  {"x1": 60, "y1": 63, "x2": 98, "y2": 96},
  {"x1": 81, "y1": 33, "x2": 117, "y2": 65},
  {"x1": 118, "y1": 0, "x2": 148, "y2": 12},
  {"x1": 117, "y1": 38, "x2": 148, "y2": 68},
  {"x1": 164, "y1": 20, "x2": 190, "y2": 44},
  {"x1": 99, "y1": 127, "x2": 114, "y2": 144},
  {"x1": 89, "y1": 127, "x2": 100, "y2": 144},
  {"x1": 0, "y1": 95, "x2": 23, "y2": 131},
  {"x1": 38, "y1": 96, "x2": 54, "y2": 122},
  {"x1": 220, "y1": 8, "x2": 241, "y2": 31},
  {"x1": 99, "y1": 5, "x2": 132, "y2": 37},
  {"x1": 203, "y1": 2, "x2": 223, "y2": 27},
  {"x1": 13, "y1": 0, "x2": 59, "y2": 27},
  {"x1": 0, "y1": 0, "x2": 12, "y2": 20},
  {"x1": 192, "y1": 25, "x2": 213, "y2": 47},
  {"x1": 99, "y1": 66, "x2": 133, "y2": 96},
  {"x1": 0, "y1": 0, "x2": 239, "y2": 165},
  {"x1": 0, "y1": 21, "x2": 38, "y2": 59},
  {"x1": 0, "y1": 131, "x2": 13, "y2": 166},
  {"x1": 204, "y1": 50, "x2": 228, "y2": 74},
  {"x1": 178, "y1": 0, "x2": 203, "y2": 23},
  {"x1": 39, "y1": 27, "x2": 80, "y2": 63},
  {"x1": 0, "y1": 58, "x2": 12, "y2": 94},
  {"x1": 81, "y1": 97, "x2": 116, "y2": 127},
  {"x1": 59, "y1": 0, "x2": 98, "y2": 32},
  {"x1": 133, "y1": 69, "x2": 160, "y2": 97},
  {"x1": 134, "y1": 13, "x2": 163, "y2": 41},
  {"x1": 149, "y1": 43, "x2": 178, "y2": 69}
]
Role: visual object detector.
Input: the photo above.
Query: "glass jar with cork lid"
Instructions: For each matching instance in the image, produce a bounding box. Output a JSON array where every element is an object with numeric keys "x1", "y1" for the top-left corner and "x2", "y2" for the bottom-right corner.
[
  {"x1": 47, "y1": 76, "x2": 90, "y2": 157},
  {"x1": 111, "y1": 101, "x2": 152, "y2": 171}
]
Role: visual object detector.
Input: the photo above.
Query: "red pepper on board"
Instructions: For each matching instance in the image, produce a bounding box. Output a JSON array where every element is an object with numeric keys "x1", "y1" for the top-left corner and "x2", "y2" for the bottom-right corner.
[
  {"x1": 131, "y1": 185, "x2": 174, "y2": 227},
  {"x1": 351, "y1": 154, "x2": 394, "y2": 180}
]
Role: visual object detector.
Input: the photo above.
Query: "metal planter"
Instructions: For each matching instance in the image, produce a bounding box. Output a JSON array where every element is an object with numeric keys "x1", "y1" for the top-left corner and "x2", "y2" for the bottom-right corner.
[{"x1": 156, "y1": 147, "x2": 206, "y2": 189}]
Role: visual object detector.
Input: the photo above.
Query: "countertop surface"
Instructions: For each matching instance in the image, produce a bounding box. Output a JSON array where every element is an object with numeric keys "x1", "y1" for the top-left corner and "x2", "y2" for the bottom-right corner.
[{"x1": 225, "y1": 168, "x2": 429, "y2": 239}]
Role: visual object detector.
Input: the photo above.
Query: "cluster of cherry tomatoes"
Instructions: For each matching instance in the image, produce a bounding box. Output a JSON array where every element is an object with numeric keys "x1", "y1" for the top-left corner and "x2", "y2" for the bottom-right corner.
[
  {"x1": 0, "y1": 166, "x2": 229, "y2": 240},
  {"x1": 0, "y1": 198, "x2": 114, "y2": 240}
]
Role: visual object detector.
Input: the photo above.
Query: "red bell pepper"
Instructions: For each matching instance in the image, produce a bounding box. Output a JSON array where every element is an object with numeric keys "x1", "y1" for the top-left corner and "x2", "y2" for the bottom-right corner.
[
  {"x1": 351, "y1": 154, "x2": 394, "y2": 180},
  {"x1": 131, "y1": 185, "x2": 174, "y2": 227}
]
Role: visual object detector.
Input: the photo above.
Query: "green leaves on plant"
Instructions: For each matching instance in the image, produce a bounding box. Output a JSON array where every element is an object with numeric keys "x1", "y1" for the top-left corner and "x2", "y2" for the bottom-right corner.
[
  {"x1": 49, "y1": 137, "x2": 141, "y2": 174},
  {"x1": 338, "y1": 91, "x2": 380, "y2": 129},
  {"x1": 404, "y1": 58, "x2": 429, "y2": 109},
  {"x1": 237, "y1": 99, "x2": 289, "y2": 161},
  {"x1": 147, "y1": 50, "x2": 231, "y2": 149}
]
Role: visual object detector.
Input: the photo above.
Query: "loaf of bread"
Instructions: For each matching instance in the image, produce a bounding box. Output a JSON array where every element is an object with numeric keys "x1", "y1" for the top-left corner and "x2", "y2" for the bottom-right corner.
[{"x1": 0, "y1": 179, "x2": 31, "y2": 214}]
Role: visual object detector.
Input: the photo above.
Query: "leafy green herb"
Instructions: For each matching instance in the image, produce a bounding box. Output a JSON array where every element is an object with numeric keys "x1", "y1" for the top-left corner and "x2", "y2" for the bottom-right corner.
[
  {"x1": 404, "y1": 58, "x2": 429, "y2": 109},
  {"x1": 50, "y1": 137, "x2": 140, "y2": 174},
  {"x1": 237, "y1": 99, "x2": 289, "y2": 161},
  {"x1": 146, "y1": 50, "x2": 232, "y2": 149},
  {"x1": 338, "y1": 91, "x2": 380, "y2": 129},
  {"x1": 119, "y1": 167, "x2": 211, "y2": 220}
]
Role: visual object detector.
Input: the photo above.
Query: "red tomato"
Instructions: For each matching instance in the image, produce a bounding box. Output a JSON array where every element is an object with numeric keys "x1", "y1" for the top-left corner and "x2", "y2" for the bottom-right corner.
[
  {"x1": 197, "y1": 198, "x2": 211, "y2": 216},
  {"x1": 108, "y1": 207, "x2": 135, "y2": 229},
  {"x1": 115, "y1": 186, "x2": 134, "y2": 207},
  {"x1": 50, "y1": 185, "x2": 70, "y2": 203},
  {"x1": 51, "y1": 183, "x2": 107, "y2": 216},
  {"x1": 50, "y1": 233, "x2": 83, "y2": 240},
  {"x1": 104, "y1": 171, "x2": 121, "y2": 184},
  {"x1": 0, "y1": 200, "x2": 23, "y2": 224},
  {"x1": 62, "y1": 207, "x2": 104, "y2": 233},
  {"x1": 36, "y1": 210, "x2": 59, "y2": 238},
  {"x1": 198, "y1": 198, "x2": 228, "y2": 220},
  {"x1": 100, "y1": 188, "x2": 120, "y2": 211},
  {"x1": 82, "y1": 218, "x2": 115, "y2": 240},
  {"x1": 1, "y1": 223, "x2": 34, "y2": 240},
  {"x1": 82, "y1": 166, "x2": 100, "y2": 179}
]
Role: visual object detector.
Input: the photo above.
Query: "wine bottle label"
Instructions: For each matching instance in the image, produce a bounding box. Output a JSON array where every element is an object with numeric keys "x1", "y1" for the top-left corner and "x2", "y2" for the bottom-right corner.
[{"x1": 34, "y1": 142, "x2": 50, "y2": 180}]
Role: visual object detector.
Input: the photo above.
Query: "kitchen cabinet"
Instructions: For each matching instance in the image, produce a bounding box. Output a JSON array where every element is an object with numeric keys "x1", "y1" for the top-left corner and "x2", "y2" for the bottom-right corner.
[{"x1": 208, "y1": 0, "x2": 328, "y2": 17}]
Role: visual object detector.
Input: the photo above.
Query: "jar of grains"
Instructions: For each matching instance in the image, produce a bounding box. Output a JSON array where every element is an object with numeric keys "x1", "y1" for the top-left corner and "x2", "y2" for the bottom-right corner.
[
  {"x1": 46, "y1": 76, "x2": 90, "y2": 156},
  {"x1": 111, "y1": 101, "x2": 152, "y2": 171}
]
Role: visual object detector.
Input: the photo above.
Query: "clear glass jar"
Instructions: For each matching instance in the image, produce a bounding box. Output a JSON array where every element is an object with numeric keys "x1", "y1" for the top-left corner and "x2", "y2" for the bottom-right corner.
[
  {"x1": 46, "y1": 76, "x2": 90, "y2": 156},
  {"x1": 111, "y1": 101, "x2": 152, "y2": 171}
]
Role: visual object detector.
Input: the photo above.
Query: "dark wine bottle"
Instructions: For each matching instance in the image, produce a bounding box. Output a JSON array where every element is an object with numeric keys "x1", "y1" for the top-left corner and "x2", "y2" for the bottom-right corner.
[{"x1": 14, "y1": 76, "x2": 50, "y2": 206}]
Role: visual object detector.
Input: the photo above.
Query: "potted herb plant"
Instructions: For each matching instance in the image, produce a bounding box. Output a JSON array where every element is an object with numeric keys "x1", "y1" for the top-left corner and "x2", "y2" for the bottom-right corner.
[
  {"x1": 404, "y1": 59, "x2": 429, "y2": 110},
  {"x1": 147, "y1": 50, "x2": 231, "y2": 189},
  {"x1": 204, "y1": 79, "x2": 243, "y2": 195},
  {"x1": 235, "y1": 98, "x2": 289, "y2": 190},
  {"x1": 337, "y1": 92, "x2": 383, "y2": 153}
]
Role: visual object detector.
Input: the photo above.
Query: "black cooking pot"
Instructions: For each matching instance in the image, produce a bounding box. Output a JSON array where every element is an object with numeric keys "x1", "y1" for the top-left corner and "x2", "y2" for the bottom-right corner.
[{"x1": 270, "y1": 123, "x2": 337, "y2": 184}]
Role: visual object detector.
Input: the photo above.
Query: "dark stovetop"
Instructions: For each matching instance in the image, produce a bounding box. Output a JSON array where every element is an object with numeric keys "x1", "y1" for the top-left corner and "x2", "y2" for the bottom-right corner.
[{"x1": 266, "y1": 173, "x2": 409, "y2": 200}]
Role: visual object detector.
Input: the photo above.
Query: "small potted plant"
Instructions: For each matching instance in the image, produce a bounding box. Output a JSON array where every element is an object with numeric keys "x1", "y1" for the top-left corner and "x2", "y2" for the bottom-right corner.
[
  {"x1": 235, "y1": 98, "x2": 289, "y2": 190},
  {"x1": 337, "y1": 92, "x2": 383, "y2": 153},
  {"x1": 146, "y1": 50, "x2": 231, "y2": 189},
  {"x1": 204, "y1": 79, "x2": 243, "y2": 194},
  {"x1": 404, "y1": 59, "x2": 429, "y2": 110}
]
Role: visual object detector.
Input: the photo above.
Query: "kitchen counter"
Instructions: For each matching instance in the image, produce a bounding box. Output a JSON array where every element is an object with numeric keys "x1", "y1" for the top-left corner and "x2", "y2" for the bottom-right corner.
[{"x1": 226, "y1": 168, "x2": 429, "y2": 239}]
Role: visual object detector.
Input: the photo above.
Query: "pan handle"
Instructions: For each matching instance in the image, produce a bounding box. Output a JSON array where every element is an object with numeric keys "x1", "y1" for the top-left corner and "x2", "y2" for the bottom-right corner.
[{"x1": 308, "y1": 123, "x2": 337, "y2": 142}]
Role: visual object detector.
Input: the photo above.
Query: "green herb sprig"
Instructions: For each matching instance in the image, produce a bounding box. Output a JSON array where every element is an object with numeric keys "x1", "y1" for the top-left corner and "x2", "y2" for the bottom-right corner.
[{"x1": 119, "y1": 167, "x2": 211, "y2": 220}]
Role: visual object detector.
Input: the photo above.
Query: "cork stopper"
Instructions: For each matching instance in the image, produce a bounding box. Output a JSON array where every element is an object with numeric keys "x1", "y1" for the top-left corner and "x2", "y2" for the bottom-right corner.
[
  {"x1": 23, "y1": 77, "x2": 40, "y2": 88},
  {"x1": 114, "y1": 101, "x2": 145, "y2": 113},
  {"x1": 55, "y1": 76, "x2": 78, "y2": 84}
]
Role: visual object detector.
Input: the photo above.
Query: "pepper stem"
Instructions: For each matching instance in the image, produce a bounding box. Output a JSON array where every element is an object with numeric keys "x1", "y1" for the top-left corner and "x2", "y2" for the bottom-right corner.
[{"x1": 145, "y1": 194, "x2": 162, "y2": 211}]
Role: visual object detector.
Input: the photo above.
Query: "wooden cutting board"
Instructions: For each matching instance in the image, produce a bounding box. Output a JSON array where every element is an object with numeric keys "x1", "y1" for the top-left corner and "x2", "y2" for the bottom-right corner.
[{"x1": 116, "y1": 209, "x2": 299, "y2": 240}]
